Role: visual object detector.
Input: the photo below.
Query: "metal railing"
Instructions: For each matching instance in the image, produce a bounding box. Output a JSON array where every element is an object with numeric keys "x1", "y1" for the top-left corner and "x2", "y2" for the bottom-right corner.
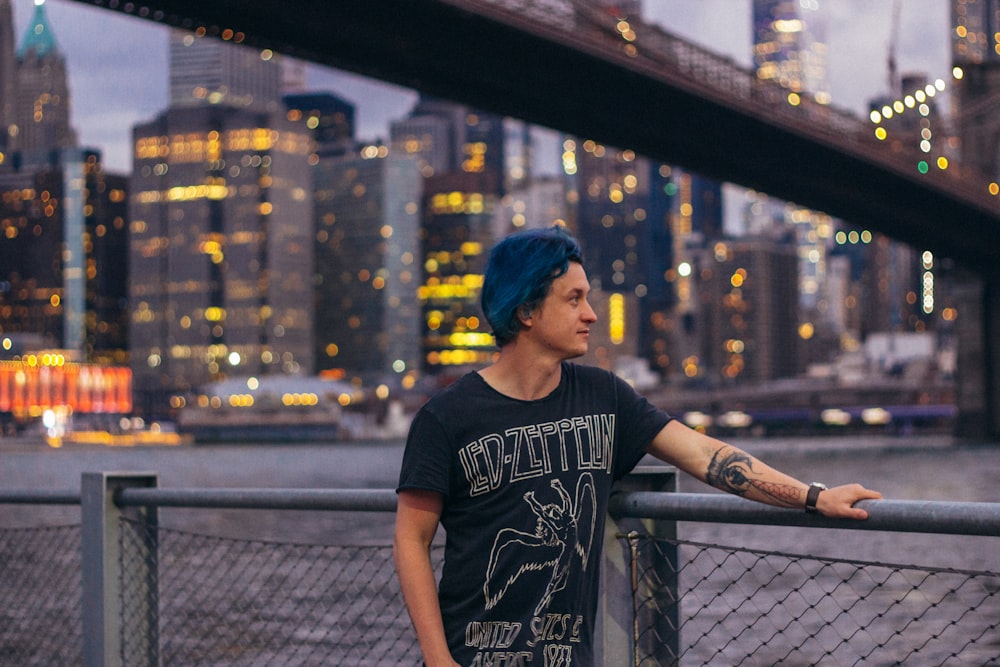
[{"x1": 2, "y1": 468, "x2": 1000, "y2": 665}]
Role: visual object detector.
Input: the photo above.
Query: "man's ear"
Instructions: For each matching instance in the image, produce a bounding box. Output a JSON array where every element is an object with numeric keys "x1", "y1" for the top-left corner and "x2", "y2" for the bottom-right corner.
[{"x1": 516, "y1": 304, "x2": 533, "y2": 326}]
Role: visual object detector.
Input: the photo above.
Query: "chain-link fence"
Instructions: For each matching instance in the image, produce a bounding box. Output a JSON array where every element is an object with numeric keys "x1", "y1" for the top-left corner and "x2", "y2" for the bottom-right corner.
[
  {"x1": 4, "y1": 479, "x2": 1000, "y2": 666},
  {"x1": 0, "y1": 524, "x2": 84, "y2": 666},
  {"x1": 623, "y1": 533, "x2": 1000, "y2": 666},
  {"x1": 117, "y1": 518, "x2": 438, "y2": 666}
]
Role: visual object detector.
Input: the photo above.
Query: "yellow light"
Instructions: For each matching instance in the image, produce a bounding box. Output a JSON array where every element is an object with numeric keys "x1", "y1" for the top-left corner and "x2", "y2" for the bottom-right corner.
[
  {"x1": 989, "y1": 182, "x2": 999, "y2": 196},
  {"x1": 937, "y1": 157, "x2": 948, "y2": 170},
  {"x1": 204, "y1": 307, "x2": 225, "y2": 321},
  {"x1": 787, "y1": 92, "x2": 801, "y2": 106},
  {"x1": 608, "y1": 293, "x2": 625, "y2": 345}
]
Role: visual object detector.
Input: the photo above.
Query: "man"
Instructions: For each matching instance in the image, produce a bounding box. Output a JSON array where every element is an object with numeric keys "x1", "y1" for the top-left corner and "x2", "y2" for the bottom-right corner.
[{"x1": 394, "y1": 225, "x2": 881, "y2": 666}]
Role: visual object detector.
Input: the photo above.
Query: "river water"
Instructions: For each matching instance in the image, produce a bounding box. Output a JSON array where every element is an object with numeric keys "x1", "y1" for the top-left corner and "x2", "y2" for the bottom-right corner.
[{"x1": 2, "y1": 433, "x2": 999, "y2": 562}]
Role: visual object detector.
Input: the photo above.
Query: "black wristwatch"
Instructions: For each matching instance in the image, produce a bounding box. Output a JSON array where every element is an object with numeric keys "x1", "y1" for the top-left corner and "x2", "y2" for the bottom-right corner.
[{"x1": 805, "y1": 483, "x2": 827, "y2": 513}]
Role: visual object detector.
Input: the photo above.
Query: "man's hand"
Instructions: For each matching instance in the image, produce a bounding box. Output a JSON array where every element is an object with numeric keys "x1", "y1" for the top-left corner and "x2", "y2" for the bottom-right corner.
[{"x1": 814, "y1": 483, "x2": 883, "y2": 519}]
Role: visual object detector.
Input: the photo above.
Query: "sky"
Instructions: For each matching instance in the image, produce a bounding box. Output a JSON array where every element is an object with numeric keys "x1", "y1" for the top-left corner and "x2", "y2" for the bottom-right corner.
[{"x1": 11, "y1": 0, "x2": 952, "y2": 174}]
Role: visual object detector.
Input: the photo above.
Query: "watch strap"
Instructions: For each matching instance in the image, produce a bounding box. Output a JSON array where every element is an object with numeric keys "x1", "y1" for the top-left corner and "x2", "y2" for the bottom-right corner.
[{"x1": 805, "y1": 483, "x2": 826, "y2": 513}]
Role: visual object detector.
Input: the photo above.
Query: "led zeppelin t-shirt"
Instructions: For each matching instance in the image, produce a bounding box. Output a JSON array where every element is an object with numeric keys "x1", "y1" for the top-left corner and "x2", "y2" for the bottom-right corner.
[{"x1": 397, "y1": 362, "x2": 672, "y2": 666}]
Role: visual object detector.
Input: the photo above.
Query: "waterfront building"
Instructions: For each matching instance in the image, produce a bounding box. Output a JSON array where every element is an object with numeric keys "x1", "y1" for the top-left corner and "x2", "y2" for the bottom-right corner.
[
  {"x1": 419, "y1": 170, "x2": 497, "y2": 376},
  {"x1": 655, "y1": 168, "x2": 721, "y2": 381},
  {"x1": 390, "y1": 96, "x2": 505, "y2": 378},
  {"x1": 567, "y1": 135, "x2": 677, "y2": 376},
  {"x1": 0, "y1": 150, "x2": 128, "y2": 361},
  {"x1": 694, "y1": 238, "x2": 799, "y2": 385},
  {"x1": 311, "y1": 141, "x2": 423, "y2": 387},
  {"x1": 130, "y1": 103, "x2": 313, "y2": 418}
]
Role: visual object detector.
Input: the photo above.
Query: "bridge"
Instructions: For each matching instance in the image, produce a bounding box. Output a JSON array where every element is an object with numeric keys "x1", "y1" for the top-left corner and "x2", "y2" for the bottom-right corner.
[{"x1": 70, "y1": 0, "x2": 1000, "y2": 438}]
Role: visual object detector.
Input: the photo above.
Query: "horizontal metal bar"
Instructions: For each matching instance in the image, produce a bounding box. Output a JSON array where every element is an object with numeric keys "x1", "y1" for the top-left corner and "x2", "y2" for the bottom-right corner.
[
  {"x1": 0, "y1": 489, "x2": 81, "y2": 505},
  {"x1": 6, "y1": 483, "x2": 998, "y2": 538},
  {"x1": 610, "y1": 492, "x2": 1000, "y2": 537},
  {"x1": 116, "y1": 487, "x2": 399, "y2": 512}
]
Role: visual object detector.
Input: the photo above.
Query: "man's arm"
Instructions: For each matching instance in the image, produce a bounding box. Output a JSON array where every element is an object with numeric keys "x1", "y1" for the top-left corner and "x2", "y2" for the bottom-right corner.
[
  {"x1": 646, "y1": 420, "x2": 882, "y2": 519},
  {"x1": 393, "y1": 489, "x2": 460, "y2": 667}
]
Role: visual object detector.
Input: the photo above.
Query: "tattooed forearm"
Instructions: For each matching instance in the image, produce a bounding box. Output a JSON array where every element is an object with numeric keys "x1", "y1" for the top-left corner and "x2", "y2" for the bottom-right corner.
[
  {"x1": 706, "y1": 447, "x2": 754, "y2": 496},
  {"x1": 706, "y1": 447, "x2": 802, "y2": 506},
  {"x1": 749, "y1": 479, "x2": 802, "y2": 507}
]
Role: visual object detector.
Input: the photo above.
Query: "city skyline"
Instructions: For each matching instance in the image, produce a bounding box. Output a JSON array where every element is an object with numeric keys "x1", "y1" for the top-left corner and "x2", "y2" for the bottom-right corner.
[{"x1": 11, "y1": 0, "x2": 951, "y2": 174}]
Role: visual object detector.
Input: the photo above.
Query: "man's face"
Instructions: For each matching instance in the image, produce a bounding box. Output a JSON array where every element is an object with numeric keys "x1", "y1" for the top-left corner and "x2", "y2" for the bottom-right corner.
[{"x1": 525, "y1": 262, "x2": 598, "y2": 360}]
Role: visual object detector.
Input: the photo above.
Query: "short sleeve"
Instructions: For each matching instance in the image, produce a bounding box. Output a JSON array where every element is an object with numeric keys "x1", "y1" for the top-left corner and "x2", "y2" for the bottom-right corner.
[
  {"x1": 396, "y1": 407, "x2": 453, "y2": 496},
  {"x1": 612, "y1": 374, "x2": 673, "y2": 479}
]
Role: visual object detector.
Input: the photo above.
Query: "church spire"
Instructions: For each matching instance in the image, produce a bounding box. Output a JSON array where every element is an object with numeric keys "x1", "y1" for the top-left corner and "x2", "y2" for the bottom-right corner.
[
  {"x1": 13, "y1": 0, "x2": 75, "y2": 158},
  {"x1": 18, "y1": 0, "x2": 59, "y2": 59}
]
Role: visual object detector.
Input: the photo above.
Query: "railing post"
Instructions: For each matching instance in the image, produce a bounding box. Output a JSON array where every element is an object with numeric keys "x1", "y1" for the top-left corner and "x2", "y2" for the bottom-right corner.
[
  {"x1": 598, "y1": 465, "x2": 678, "y2": 666},
  {"x1": 81, "y1": 472, "x2": 159, "y2": 667}
]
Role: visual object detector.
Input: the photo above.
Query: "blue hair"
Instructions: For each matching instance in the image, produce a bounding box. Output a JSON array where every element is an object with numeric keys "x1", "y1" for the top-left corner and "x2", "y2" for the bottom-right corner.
[{"x1": 481, "y1": 225, "x2": 584, "y2": 347}]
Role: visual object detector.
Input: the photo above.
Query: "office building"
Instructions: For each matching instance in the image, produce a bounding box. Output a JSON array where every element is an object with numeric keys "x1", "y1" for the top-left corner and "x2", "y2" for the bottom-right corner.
[
  {"x1": 312, "y1": 142, "x2": 423, "y2": 385},
  {"x1": 390, "y1": 97, "x2": 505, "y2": 377},
  {"x1": 0, "y1": 149, "x2": 128, "y2": 360},
  {"x1": 952, "y1": 0, "x2": 1000, "y2": 65},
  {"x1": 419, "y1": 170, "x2": 497, "y2": 376},
  {"x1": 168, "y1": 28, "x2": 282, "y2": 112},
  {"x1": 752, "y1": 0, "x2": 830, "y2": 104},
  {"x1": 952, "y1": 0, "x2": 1000, "y2": 180},
  {"x1": 567, "y1": 136, "x2": 677, "y2": 375},
  {"x1": 130, "y1": 104, "x2": 314, "y2": 417},
  {"x1": 0, "y1": 0, "x2": 16, "y2": 157},
  {"x1": 694, "y1": 239, "x2": 799, "y2": 384},
  {"x1": 284, "y1": 91, "x2": 355, "y2": 153},
  {"x1": 390, "y1": 95, "x2": 504, "y2": 192}
]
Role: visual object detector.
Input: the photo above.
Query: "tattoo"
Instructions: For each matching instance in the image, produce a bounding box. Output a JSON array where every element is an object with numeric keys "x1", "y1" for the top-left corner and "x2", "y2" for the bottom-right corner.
[
  {"x1": 751, "y1": 479, "x2": 803, "y2": 507},
  {"x1": 706, "y1": 448, "x2": 753, "y2": 496},
  {"x1": 706, "y1": 447, "x2": 802, "y2": 507}
]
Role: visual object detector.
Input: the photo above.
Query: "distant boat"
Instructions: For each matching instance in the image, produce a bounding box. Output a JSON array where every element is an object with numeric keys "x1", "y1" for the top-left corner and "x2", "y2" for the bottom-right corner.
[{"x1": 177, "y1": 375, "x2": 352, "y2": 444}]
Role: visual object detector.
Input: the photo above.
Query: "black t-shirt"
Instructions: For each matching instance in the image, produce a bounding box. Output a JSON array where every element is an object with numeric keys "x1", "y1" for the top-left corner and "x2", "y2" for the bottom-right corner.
[{"x1": 397, "y1": 362, "x2": 673, "y2": 665}]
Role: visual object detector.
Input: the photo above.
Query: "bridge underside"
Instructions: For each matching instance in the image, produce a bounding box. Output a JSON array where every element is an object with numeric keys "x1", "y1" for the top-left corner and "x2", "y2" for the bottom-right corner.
[{"x1": 73, "y1": 0, "x2": 1000, "y2": 438}]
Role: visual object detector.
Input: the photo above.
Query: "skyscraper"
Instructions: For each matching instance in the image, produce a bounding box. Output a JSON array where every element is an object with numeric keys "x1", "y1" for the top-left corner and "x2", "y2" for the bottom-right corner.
[
  {"x1": 390, "y1": 97, "x2": 505, "y2": 377},
  {"x1": 952, "y1": 0, "x2": 1000, "y2": 181},
  {"x1": 752, "y1": 0, "x2": 830, "y2": 104},
  {"x1": 0, "y1": 0, "x2": 17, "y2": 158},
  {"x1": 566, "y1": 135, "x2": 677, "y2": 377},
  {"x1": 12, "y1": 0, "x2": 75, "y2": 162},
  {"x1": 129, "y1": 34, "x2": 314, "y2": 418},
  {"x1": 695, "y1": 239, "x2": 799, "y2": 384},
  {"x1": 311, "y1": 139, "x2": 423, "y2": 386},
  {"x1": 2, "y1": 151, "x2": 130, "y2": 362},
  {"x1": 168, "y1": 29, "x2": 282, "y2": 112},
  {"x1": 952, "y1": 0, "x2": 1000, "y2": 64}
]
